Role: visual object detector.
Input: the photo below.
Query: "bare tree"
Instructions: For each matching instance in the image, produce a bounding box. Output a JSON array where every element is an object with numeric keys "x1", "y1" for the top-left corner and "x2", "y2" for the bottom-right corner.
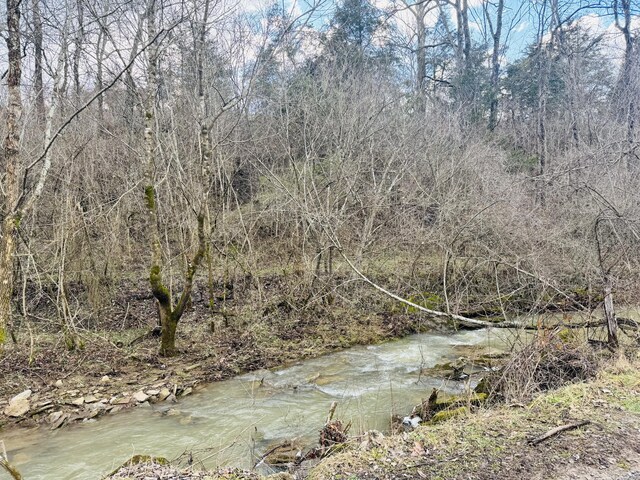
[
  {"x1": 0, "y1": 0, "x2": 24, "y2": 346},
  {"x1": 613, "y1": 0, "x2": 638, "y2": 165},
  {"x1": 32, "y1": 0, "x2": 46, "y2": 125},
  {"x1": 484, "y1": 0, "x2": 504, "y2": 131}
]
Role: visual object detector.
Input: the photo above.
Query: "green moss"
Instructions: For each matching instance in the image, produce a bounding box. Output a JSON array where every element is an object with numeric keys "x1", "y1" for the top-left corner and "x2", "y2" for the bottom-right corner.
[
  {"x1": 622, "y1": 399, "x2": 640, "y2": 413},
  {"x1": 0, "y1": 326, "x2": 5, "y2": 344},
  {"x1": 149, "y1": 265, "x2": 170, "y2": 303},
  {"x1": 558, "y1": 328, "x2": 576, "y2": 342},
  {"x1": 474, "y1": 378, "x2": 491, "y2": 395},
  {"x1": 433, "y1": 393, "x2": 487, "y2": 411},
  {"x1": 144, "y1": 185, "x2": 156, "y2": 210},
  {"x1": 407, "y1": 292, "x2": 443, "y2": 313},
  {"x1": 430, "y1": 406, "x2": 468, "y2": 423}
]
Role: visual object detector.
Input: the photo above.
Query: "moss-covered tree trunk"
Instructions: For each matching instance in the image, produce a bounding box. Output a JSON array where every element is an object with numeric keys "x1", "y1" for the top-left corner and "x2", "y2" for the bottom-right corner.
[
  {"x1": 160, "y1": 312, "x2": 178, "y2": 357},
  {"x1": 0, "y1": 0, "x2": 23, "y2": 347},
  {"x1": 143, "y1": 0, "x2": 206, "y2": 356}
]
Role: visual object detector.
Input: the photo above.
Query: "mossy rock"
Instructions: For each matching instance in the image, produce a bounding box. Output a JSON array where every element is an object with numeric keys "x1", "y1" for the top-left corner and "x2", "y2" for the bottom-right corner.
[
  {"x1": 434, "y1": 393, "x2": 487, "y2": 410},
  {"x1": 430, "y1": 406, "x2": 468, "y2": 423},
  {"x1": 421, "y1": 357, "x2": 472, "y2": 380},
  {"x1": 416, "y1": 391, "x2": 488, "y2": 420}
]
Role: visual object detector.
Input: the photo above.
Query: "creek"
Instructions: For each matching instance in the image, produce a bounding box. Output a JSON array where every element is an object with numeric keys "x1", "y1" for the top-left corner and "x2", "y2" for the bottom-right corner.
[{"x1": 2, "y1": 328, "x2": 515, "y2": 479}]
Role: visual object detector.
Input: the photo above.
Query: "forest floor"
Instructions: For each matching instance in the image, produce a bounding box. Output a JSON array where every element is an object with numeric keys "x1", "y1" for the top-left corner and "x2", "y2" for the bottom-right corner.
[{"x1": 103, "y1": 352, "x2": 640, "y2": 480}]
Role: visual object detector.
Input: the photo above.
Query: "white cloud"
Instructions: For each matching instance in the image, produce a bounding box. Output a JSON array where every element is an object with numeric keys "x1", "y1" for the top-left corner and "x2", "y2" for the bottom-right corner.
[{"x1": 514, "y1": 21, "x2": 528, "y2": 33}]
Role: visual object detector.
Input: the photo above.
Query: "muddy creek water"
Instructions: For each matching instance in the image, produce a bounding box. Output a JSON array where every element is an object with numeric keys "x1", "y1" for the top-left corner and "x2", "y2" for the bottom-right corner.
[{"x1": 2, "y1": 329, "x2": 514, "y2": 479}]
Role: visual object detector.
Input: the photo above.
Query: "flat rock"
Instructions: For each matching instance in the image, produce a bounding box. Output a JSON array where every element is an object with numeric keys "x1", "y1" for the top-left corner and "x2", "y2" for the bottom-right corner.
[
  {"x1": 146, "y1": 389, "x2": 160, "y2": 396},
  {"x1": 86, "y1": 401, "x2": 107, "y2": 411},
  {"x1": 133, "y1": 391, "x2": 149, "y2": 403},
  {"x1": 50, "y1": 412, "x2": 69, "y2": 429},
  {"x1": 4, "y1": 398, "x2": 30, "y2": 417},
  {"x1": 48, "y1": 411, "x2": 64, "y2": 424},
  {"x1": 84, "y1": 394, "x2": 98, "y2": 403},
  {"x1": 72, "y1": 397, "x2": 85, "y2": 406},
  {"x1": 10, "y1": 389, "x2": 32, "y2": 403},
  {"x1": 158, "y1": 388, "x2": 171, "y2": 401}
]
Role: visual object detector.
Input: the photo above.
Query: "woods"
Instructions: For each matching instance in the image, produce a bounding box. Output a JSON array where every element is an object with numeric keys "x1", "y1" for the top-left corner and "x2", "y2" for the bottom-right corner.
[{"x1": 0, "y1": 0, "x2": 638, "y2": 357}]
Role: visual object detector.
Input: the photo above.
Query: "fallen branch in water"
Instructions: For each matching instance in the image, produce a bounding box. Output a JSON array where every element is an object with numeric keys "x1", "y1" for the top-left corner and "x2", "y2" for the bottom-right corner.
[
  {"x1": 528, "y1": 420, "x2": 591, "y2": 446},
  {"x1": 0, "y1": 461, "x2": 22, "y2": 480},
  {"x1": 326, "y1": 401, "x2": 338, "y2": 423},
  {"x1": 0, "y1": 442, "x2": 21, "y2": 480}
]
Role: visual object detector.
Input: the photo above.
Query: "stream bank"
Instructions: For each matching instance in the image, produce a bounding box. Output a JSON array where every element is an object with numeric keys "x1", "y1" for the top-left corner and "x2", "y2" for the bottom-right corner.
[
  {"x1": 1, "y1": 329, "x2": 508, "y2": 479},
  {"x1": 0, "y1": 294, "x2": 439, "y2": 433},
  {"x1": 307, "y1": 353, "x2": 640, "y2": 480},
  {"x1": 99, "y1": 351, "x2": 640, "y2": 480}
]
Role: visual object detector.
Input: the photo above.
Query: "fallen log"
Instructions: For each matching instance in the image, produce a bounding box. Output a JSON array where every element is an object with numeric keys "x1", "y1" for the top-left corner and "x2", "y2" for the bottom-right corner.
[
  {"x1": 340, "y1": 251, "x2": 639, "y2": 332},
  {"x1": 528, "y1": 420, "x2": 590, "y2": 446}
]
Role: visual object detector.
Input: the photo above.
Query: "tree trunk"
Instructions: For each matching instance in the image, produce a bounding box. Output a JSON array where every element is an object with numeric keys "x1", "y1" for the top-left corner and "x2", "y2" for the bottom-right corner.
[
  {"x1": 32, "y1": 0, "x2": 45, "y2": 125},
  {"x1": 96, "y1": 22, "x2": 107, "y2": 131},
  {"x1": 73, "y1": 0, "x2": 84, "y2": 105},
  {"x1": 159, "y1": 306, "x2": 177, "y2": 357},
  {"x1": 0, "y1": 0, "x2": 23, "y2": 346},
  {"x1": 124, "y1": 14, "x2": 144, "y2": 132},
  {"x1": 487, "y1": 0, "x2": 504, "y2": 131},
  {"x1": 143, "y1": 0, "x2": 207, "y2": 356},
  {"x1": 613, "y1": 0, "x2": 636, "y2": 167},
  {"x1": 415, "y1": 1, "x2": 427, "y2": 102},
  {"x1": 603, "y1": 275, "x2": 618, "y2": 347}
]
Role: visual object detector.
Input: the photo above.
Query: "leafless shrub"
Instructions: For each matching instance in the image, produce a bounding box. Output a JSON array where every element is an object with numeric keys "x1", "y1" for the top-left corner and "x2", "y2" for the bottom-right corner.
[{"x1": 489, "y1": 331, "x2": 600, "y2": 403}]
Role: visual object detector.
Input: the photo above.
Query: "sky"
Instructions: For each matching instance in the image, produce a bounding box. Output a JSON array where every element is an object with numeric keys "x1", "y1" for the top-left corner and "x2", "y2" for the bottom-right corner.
[{"x1": 240, "y1": 0, "x2": 639, "y2": 67}]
